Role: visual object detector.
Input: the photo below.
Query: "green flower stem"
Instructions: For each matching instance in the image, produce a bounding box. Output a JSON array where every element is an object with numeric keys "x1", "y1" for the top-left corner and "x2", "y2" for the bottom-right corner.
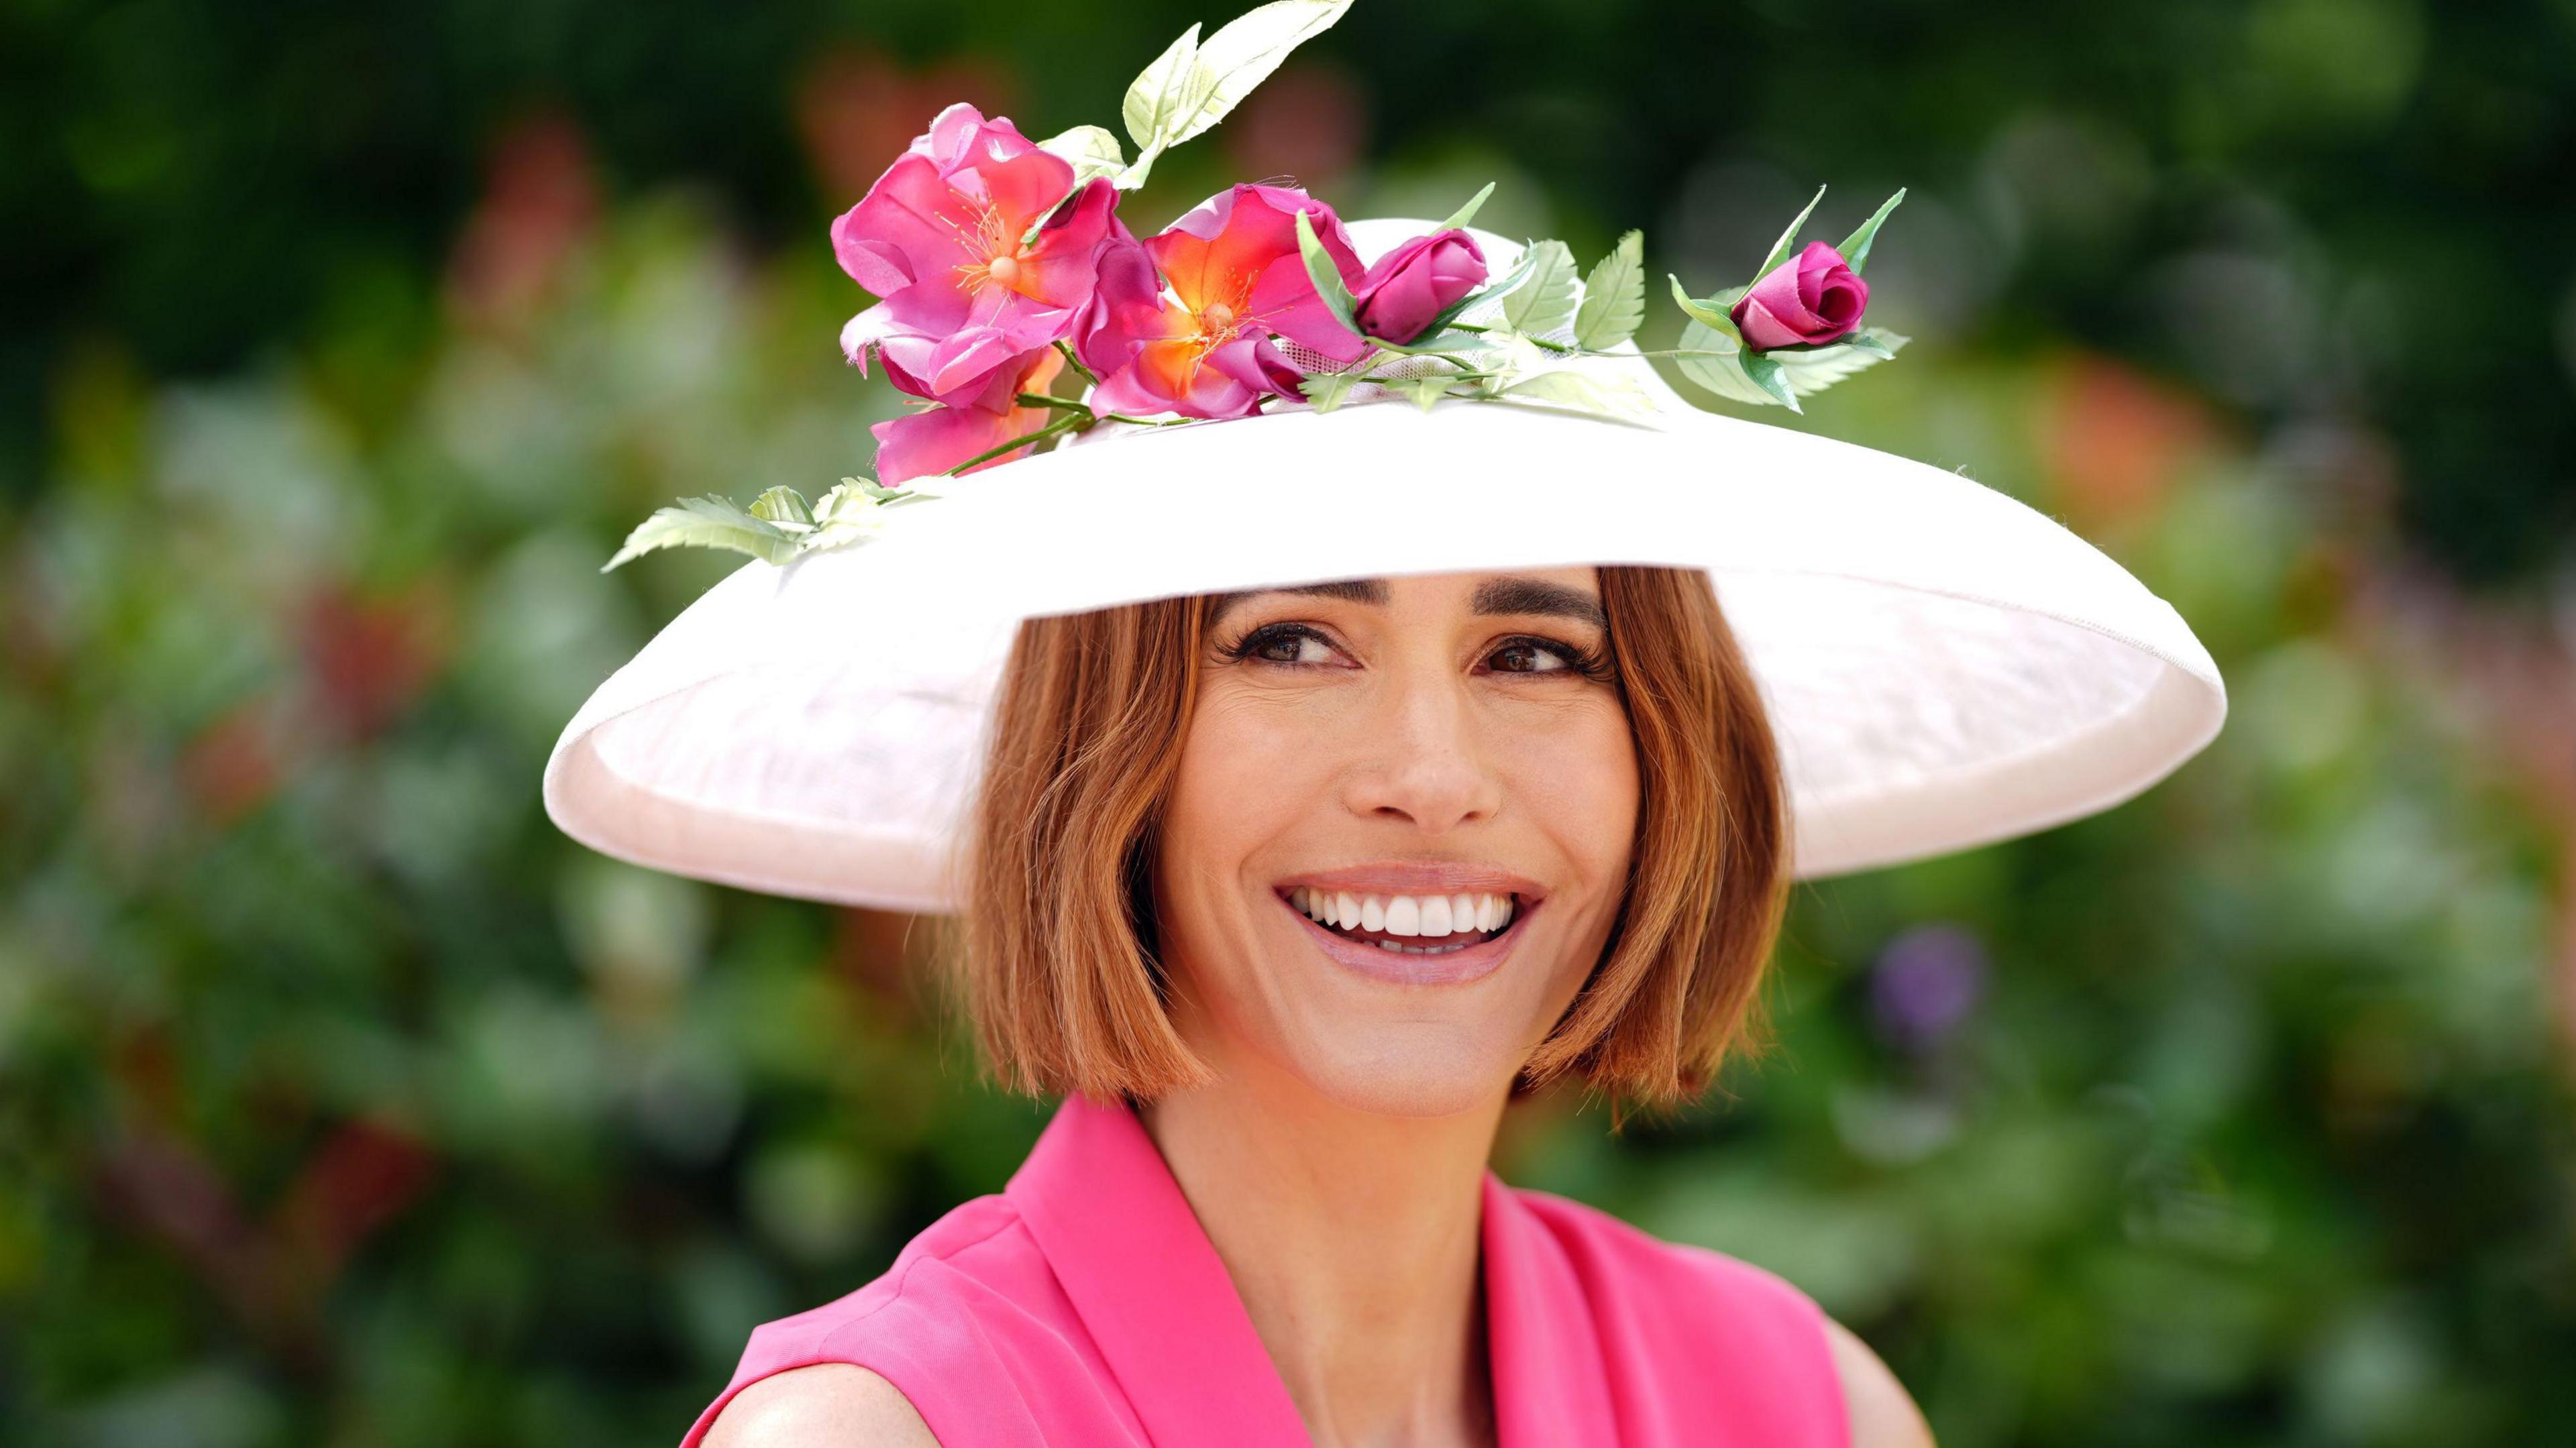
[
  {"x1": 1099, "y1": 413, "x2": 1197, "y2": 427},
  {"x1": 1359, "y1": 339, "x2": 1496, "y2": 368},
  {"x1": 1448, "y1": 323, "x2": 1578, "y2": 355},
  {"x1": 1016, "y1": 392, "x2": 1095, "y2": 414},
  {"x1": 1343, "y1": 367, "x2": 1502, "y2": 386},
  {"x1": 943, "y1": 410, "x2": 1091, "y2": 476},
  {"x1": 1053, "y1": 340, "x2": 1100, "y2": 387}
]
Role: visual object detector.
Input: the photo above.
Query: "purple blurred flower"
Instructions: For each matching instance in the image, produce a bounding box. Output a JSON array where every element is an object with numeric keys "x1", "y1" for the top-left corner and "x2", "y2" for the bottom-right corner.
[{"x1": 1869, "y1": 923, "x2": 1988, "y2": 1052}]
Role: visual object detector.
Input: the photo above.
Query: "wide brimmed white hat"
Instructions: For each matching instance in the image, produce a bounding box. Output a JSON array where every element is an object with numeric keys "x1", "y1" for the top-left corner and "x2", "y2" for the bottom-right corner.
[{"x1": 543, "y1": 219, "x2": 2226, "y2": 913}]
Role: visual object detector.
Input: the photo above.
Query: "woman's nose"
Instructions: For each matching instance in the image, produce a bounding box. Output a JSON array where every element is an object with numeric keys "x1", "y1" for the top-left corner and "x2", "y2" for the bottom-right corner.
[{"x1": 1340, "y1": 670, "x2": 1503, "y2": 834}]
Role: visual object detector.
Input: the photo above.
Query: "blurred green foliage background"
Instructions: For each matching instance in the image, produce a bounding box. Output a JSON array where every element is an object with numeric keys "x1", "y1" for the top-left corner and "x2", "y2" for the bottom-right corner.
[{"x1": 5, "y1": 1, "x2": 2574, "y2": 1444}]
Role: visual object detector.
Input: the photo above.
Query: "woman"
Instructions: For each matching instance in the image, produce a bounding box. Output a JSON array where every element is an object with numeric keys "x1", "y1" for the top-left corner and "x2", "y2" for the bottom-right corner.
[
  {"x1": 712, "y1": 562, "x2": 1940, "y2": 1446},
  {"x1": 543, "y1": 30, "x2": 2227, "y2": 1441}
]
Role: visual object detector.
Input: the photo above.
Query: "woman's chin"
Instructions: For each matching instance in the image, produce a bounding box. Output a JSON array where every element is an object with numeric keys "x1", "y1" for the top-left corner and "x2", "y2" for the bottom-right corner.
[{"x1": 1273, "y1": 1034, "x2": 1521, "y2": 1119}]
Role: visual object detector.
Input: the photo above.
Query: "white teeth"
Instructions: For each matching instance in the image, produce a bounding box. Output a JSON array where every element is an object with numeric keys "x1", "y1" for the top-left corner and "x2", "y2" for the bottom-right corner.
[
  {"x1": 1418, "y1": 895, "x2": 1452, "y2": 936},
  {"x1": 1383, "y1": 896, "x2": 1420, "y2": 936},
  {"x1": 1289, "y1": 888, "x2": 1520, "y2": 938}
]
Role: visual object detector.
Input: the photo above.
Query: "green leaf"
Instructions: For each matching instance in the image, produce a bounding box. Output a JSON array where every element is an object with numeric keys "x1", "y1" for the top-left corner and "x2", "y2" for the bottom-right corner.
[
  {"x1": 1497, "y1": 239, "x2": 1578, "y2": 336},
  {"x1": 1679, "y1": 314, "x2": 1743, "y2": 353},
  {"x1": 1754, "y1": 184, "x2": 1827, "y2": 282},
  {"x1": 1039, "y1": 124, "x2": 1128, "y2": 189},
  {"x1": 837, "y1": 476, "x2": 912, "y2": 504},
  {"x1": 1671, "y1": 321, "x2": 1905, "y2": 412},
  {"x1": 1122, "y1": 1, "x2": 1352, "y2": 179},
  {"x1": 1477, "y1": 329, "x2": 1552, "y2": 380},
  {"x1": 1573, "y1": 229, "x2": 1646, "y2": 349},
  {"x1": 1171, "y1": 1, "x2": 1354, "y2": 144},
  {"x1": 805, "y1": 481, "x2": 894, "y2": 549},
  {"x1": 1299, "y1": 370, "x2": 1360, "y2": 414},
  {"x1": 1295, "y1": 209, "x2": 1359, "y2": 332},
  {"x1": 1470, "y1": 242, "x2": 1540, "y2": 303},
  {"x1": 1397, "y1": 375, "x2": 1454, "y2": 412},
  {"x1": 854, "y1": 474, "x2": 941, "y2": 510},
  {"x1": 602, "y1": 496, "x2": 802, "y2": 572},
  {"x1": 1835, "y1": 187, "x2": 1906, "y2": 273},
  {"x1": 1383, "y1": 329, "x2": 1483, "y2": 354},
  {"x1": 1120, "y1": 143, "x2": 1167, "y2": 191},
  {"x1": 1768, "y1": 329, "x2": 1907, "y2": 398},
  {"x1": 1668, "y1": 274, "x2": 1733, "y2": 330},
  {"x1": 1496, "y1": 370, "x2": 1656, "y2": 421},
  {"x1": 1668, "y1": 281, "x2": 1749, "y2": 332},
  {"x1": 1438, "y1": 181, "x2": 1496, "y2": 232},
  {"x1": 1740, "y1": 351, "x2": 1801, "y2": 412},
  {"x1": 1672, "y1": 319, "x2": 1770, "y2": 408},
  {"x1": 1121, "y1": 23, "x2": 1201, "y2": 153},
  {"x1": 749, "y1": 486, "x2": 813, "y2": 528}
]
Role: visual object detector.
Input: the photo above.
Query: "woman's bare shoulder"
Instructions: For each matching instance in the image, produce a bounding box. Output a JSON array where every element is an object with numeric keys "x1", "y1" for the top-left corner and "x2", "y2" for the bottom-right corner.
[
  {"x1": 1822, "y1": 1316, "x2": 1937, "y2": 1448},
  {"x1": 700, "y1": 1363, "x2": 941, "y2": 1448}
]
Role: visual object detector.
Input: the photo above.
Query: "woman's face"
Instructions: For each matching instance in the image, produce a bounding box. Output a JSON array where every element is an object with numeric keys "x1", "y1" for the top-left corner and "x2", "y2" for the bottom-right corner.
[{"x1": 1152, "y1": 569, "x2": 1641, "y2": 1118}]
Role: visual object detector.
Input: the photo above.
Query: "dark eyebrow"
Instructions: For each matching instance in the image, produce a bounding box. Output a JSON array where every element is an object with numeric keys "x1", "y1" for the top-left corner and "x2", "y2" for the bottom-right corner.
[
  {"x1": 1202, "y1": 575, "x2": 1607, "y2": 631},
  {"x1": 1203, "y1": 577, "x2": 1389, "y2": 628},
  {"x1": 1470, "y1": 575, "x2": 1607, "y2": 630}
]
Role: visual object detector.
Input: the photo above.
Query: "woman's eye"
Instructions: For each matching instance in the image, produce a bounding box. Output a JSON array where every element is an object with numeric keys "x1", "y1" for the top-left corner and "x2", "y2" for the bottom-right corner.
[
  {"x1": 1489, "y1": 638, "x2": 1570, "y2": 673},
  {"x1": 1246, "y1": 625, "x2": 1336, "y2": 665}
]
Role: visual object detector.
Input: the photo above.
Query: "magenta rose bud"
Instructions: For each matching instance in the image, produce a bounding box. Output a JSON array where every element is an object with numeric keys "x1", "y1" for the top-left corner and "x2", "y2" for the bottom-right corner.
[
  {"x1": 1730, "y1": 240, "x2": 1869, "y2": 350},
  {"x1": 1349, "y1": 228, "x2": 1487, "y2": 343}
]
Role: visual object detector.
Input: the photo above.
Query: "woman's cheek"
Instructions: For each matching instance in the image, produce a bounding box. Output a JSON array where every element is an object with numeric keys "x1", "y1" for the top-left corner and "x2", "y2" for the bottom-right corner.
[{"x1": 1517, "y1": 706, "x2": 1640, "y2": 905}]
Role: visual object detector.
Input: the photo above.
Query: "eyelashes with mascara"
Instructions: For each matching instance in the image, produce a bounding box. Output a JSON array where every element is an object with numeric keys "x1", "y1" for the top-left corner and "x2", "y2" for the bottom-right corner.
[{"x1": 1216, "y1": 621, "x2": 1613, "y2": 683}]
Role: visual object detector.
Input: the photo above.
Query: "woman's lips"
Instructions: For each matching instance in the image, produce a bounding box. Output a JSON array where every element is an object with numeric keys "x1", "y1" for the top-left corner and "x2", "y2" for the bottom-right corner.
[
  {"x1": 1277, "y1": 860, "x2": 1545, "y2": 901},
  {"x1": 1276, "y1": 887, "x2": 1534, "y2": 987}
]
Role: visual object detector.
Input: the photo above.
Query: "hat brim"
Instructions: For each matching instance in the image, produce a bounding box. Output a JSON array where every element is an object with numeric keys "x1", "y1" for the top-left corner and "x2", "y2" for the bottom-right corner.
[{"x1": 544, "y1": 392, "x2": 2224, "y2": 911}]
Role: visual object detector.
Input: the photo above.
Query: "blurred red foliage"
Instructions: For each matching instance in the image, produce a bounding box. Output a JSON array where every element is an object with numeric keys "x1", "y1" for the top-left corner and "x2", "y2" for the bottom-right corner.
[
  {"x1": 2037, "y1": 353, "x2": 2219, "y2": 539},
  {"x1": 446, "y1": 113, "x2": 601, "y2": 331},
  {"x1": 796, "y1": 48, "x2": 1019, "y2": 208}
]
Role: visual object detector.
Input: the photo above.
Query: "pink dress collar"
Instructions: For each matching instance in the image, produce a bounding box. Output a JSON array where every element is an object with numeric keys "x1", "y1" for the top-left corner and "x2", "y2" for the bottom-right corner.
[
  {"x1": 686, "y1": 1090, "x2": 1847, "y2": 1447},
  {"x1": 1006, "y1": 1093, "x2": 1627, "y2": 1446}
]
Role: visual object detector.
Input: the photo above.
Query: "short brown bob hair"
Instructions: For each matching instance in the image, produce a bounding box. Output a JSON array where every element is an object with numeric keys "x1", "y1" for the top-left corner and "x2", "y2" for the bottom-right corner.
[{"x1": 951, "y1": 565, "x2": 1793, "y2": 1115}]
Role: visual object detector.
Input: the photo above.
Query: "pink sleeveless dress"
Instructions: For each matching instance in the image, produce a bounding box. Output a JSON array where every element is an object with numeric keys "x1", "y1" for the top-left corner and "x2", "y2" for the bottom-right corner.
[{"x1": 682, "y1": 1093, "x2": 1849, "y2": 1447}]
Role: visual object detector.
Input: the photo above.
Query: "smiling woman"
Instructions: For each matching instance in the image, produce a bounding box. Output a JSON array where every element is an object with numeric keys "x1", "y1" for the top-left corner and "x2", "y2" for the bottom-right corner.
[{"x1": 692, "y1": 567, "x2": 1937, "y2": 1448}]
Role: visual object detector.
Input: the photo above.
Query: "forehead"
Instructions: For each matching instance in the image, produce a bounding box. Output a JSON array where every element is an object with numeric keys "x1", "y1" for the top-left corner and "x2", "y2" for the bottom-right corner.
[{"x1": 1203, "y1": 570, "x2": 1605, "y2": 630}]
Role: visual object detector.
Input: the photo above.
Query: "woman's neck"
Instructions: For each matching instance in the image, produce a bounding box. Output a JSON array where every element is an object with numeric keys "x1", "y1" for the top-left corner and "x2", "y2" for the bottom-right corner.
[{"x1": 1138, "y1": 1050, "x2": 1507, "y2": 1448}]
